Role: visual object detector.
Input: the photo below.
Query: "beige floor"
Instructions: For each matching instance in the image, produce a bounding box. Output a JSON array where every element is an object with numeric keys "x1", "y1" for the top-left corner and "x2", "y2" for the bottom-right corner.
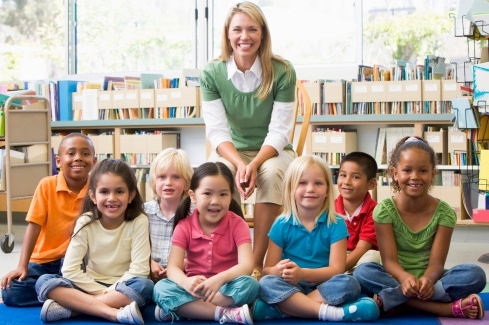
[{"x1": 1, "y1": 224, "x2": 489, "y2": 292}]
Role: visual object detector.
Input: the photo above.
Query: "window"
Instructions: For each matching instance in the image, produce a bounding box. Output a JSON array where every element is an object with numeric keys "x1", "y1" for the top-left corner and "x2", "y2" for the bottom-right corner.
[{"x1": 0, "y1": 0, "x2": 474, "y2": 81}]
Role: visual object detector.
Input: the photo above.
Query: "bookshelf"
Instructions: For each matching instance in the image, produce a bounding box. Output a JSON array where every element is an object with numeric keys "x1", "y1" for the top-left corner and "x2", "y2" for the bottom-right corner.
[{"x1": 0, "y1": 95, "x2": 52, "y2": 253}]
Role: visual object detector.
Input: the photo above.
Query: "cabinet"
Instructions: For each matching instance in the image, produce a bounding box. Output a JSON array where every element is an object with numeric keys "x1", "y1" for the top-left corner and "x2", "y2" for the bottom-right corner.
[
  {"x1": 0, "y1": 96, "x2": 52, "y2": 253},
  {"x1": 51, "y1": 118, "x2": 206, "y2": 165}
]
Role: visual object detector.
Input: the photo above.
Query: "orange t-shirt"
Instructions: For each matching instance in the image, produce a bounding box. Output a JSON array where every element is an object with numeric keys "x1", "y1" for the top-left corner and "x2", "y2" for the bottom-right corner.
[{"x1": 26, "y1": 172, "x2": 88, "y2": 264}]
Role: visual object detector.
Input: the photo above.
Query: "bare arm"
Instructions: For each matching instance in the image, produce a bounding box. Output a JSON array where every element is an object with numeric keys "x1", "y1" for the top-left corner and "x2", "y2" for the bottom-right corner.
[
  {"x1": 417, "y1": 225, "x2": 453, "y2": 300},
  {"x1": 345, "y1": 239, "x2": 373, "y2": 271}
]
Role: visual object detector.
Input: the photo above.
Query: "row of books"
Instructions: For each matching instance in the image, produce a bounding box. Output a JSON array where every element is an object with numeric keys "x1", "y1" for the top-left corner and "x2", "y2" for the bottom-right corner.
[
  {"x1": 72, "y1": 87, "x2": 200, "y2": 121},
  {"x1": 298, "y1": 78, "x2": 462, "y2": 117}
]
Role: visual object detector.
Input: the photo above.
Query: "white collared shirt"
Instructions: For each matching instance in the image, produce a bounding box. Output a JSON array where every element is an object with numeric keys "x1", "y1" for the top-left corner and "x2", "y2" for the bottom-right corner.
[{"x1": 203, "y1": 55, "x2": 294, "y2": 152}]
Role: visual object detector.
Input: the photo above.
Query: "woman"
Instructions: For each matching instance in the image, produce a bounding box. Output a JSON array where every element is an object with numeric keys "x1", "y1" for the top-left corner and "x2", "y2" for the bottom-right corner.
[{"x1": 200, "y1": 1, "x2": 297, "y2": 277}]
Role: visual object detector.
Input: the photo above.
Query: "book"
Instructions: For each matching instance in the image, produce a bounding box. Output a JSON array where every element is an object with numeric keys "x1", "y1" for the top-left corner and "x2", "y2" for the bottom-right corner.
[
  {"x1": 479, "y1": 150, "x2": 489, "y2": 191},
  {"x1": 57, "y1": 80, "x2": 78, "y2": 121},
  {"x1": 374, "y1": 127, "x2": 387, "y2": 164},
  {"x1": 451, "y1": 97, "x2": 480, "y2": 129},
  {"x1": 140, "y1": 73, "x2": 164, "y2": 89}
]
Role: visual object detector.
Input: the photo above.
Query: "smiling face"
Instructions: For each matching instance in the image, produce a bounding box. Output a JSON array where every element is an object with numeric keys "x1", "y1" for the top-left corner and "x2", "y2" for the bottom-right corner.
[
  {"x1": 227, "y1": 11, "x2": 262, "y2": 67},
  {"x1": 56, "y1": 136, "x2": 96, "y2": 183},
  {"x1": 89, "y1": 172, "x2": 136, "y2": 228},
  {"x1": 294, "y1": 165, "x2": 328, "y2": 216},
  {"x1": 337, "y1": 161, "x2": 373, "y2": 203},
  {"x1": 393, "y1": 148, "x2": 436, "y2": 198},
  {"x1": 189, "y1": 174, "x2": 232, "y2": 230},
  {"x1": 155, "y1": 165, "x2": 186, "y2": 204}
]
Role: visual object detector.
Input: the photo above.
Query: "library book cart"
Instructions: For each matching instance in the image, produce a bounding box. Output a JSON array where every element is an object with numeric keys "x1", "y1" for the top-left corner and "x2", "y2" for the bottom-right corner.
[{"x1": 0, "y1": 95, "x2": 52, "y2": 253}]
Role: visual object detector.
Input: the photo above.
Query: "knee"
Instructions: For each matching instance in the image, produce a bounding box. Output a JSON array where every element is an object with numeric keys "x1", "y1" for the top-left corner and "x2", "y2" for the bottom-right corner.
[
  {"x1": 352, "y1": 262, "x2": 376, "y2": 280},
  {"x1": 35, "y1": 275, "x2": 72, "y2": 302},
  {"x1": 116, "y1": 277, "x2": 155, "y2": 306}
]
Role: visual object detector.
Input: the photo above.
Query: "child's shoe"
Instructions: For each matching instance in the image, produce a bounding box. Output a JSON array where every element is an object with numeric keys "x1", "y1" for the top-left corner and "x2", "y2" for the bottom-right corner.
[
  {"x1": 154, "y1": 304, "x2": 173, "y2": 322},
  {"x1": 40, "y1": 299, "x2": 72, "y2": 322},
  {"x1": 251, "y1": 298, "x2": 286, "y2": 321},
  {"x1": 116, "y1": 301, "x2": 144, "y2": 325},
  {"x1": 341, "y1": 297, "x2": 380, "y2": 322},
  {"x1": 219, "y1": 304, "x2": 253, "y2": 324}
]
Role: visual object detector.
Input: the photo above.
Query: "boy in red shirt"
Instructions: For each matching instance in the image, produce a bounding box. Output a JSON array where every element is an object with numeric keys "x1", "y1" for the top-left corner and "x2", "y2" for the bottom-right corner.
[{"x1": 335, "y1": 151, "x2": 380, "y2": 274}]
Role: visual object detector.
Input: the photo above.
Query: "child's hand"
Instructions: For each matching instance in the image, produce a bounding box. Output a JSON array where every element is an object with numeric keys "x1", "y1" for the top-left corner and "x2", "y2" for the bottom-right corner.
[
  {"x1": 182, "y1": 275, "x2": 207, "y2": 298},
  {"x1": 281, "y1": 261, "x2": 302, "y2": 285},
  {"x1": 273, "y1": 259, "x2": 290, "y2": 276},
  {"x1": 194, "y1": 275, "x2": 224, "y2": 303},
  {"x1": 150, "y1": 259, "x2": 167, "y2": 283},
  {"x1": 0, "y1": 267, "x2": 28, "y2": 289},
  {"x1": 416, "y1": 277, "x2": 434, "y2": 300},
  {"x1": 401, "y1": 275, "x2": 420, "y2": 298}
]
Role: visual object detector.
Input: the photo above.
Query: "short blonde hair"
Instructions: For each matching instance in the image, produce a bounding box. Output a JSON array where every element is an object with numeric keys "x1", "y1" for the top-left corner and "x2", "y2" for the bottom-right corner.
[
  {"x1": 148, "y1": 147, "x2": 193, "y2": 200},
  {"x1": 282, "y1": 155, "x2": 336, "y2": 226}
]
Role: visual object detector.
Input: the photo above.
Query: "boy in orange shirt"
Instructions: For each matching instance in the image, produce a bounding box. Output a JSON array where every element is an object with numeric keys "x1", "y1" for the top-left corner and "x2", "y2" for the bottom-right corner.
[
  {"x1": 1, "y1": 133, "x2": 97, "y2": 307},
  {"x1": 334, "y1": 151, "x2": 380, "y2": 274}
]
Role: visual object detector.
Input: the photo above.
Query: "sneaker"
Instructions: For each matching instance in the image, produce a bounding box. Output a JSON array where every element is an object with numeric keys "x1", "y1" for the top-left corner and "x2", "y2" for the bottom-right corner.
[
  {"x1": 341, "y1": 297, "x2": 380, "y2": 322},
  {"x1": 116, "y1": 301, "x2": 144, "y2": 325},
  {"x1": 40, "y1": 299, "x2": 72, "y2": 322},
  {"x1": 251, "y1": 298, "x2": 286, "y2": 321},
  {"x1": 154, "y1": 304, "x2": 172, "y2": 322},
  {"x1": 219, "y1": 304, "x2": 253, "y2": 325}
]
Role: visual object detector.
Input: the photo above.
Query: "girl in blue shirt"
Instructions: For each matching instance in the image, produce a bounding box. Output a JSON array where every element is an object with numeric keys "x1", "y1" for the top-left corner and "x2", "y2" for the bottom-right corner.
[{"x1": 254, "y1": 155, "x2": 379, "y2": 322}]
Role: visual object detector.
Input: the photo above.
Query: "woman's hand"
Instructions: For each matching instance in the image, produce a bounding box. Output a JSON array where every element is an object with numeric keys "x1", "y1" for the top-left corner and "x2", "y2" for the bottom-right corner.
[{"x1": 236, "y1": 163, "x2": 257, "y2": 200}]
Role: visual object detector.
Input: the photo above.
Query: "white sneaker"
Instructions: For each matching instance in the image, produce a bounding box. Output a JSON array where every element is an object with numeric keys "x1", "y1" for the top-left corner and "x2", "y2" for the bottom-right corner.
[
  {"x1": 40, "y1": 299, "x2": 72, "y2": 322},
  {"x1": 219, "y1": 304, "x2": 253, "y2": 325},
  {"x1": 116, "y1": 301, "x2": 144, "y2": 325},
  {"x1": 154, "y1": 304, "x2": 172, "y2": 322}
]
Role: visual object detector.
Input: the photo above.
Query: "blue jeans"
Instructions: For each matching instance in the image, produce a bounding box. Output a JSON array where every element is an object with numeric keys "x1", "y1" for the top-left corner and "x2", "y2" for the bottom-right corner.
[
  {"x1": 353, "y1": 262, "x2": 487, "y2": 312},
  {"x1": 153, "y1": 276, "x2": 260, "y2": 321},
  {"x1": 259, "y1": 273, "x2": 360, "y2": 306},
  {"x1": 35, "y1": 274, "x2": 154, "y2": 306},
  {"x1": 1, "y1": 259, "x2": 63, "y2": 307}
]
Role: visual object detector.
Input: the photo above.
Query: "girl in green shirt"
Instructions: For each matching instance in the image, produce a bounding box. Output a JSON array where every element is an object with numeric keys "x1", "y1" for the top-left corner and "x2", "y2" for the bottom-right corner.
[{"x1": 353, "y1": 136, "x2": 486, "y2": 319}]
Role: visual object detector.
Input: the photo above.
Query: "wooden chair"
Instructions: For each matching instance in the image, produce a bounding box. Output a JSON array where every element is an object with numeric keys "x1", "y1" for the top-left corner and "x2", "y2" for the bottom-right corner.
[
  {"x1": 244, "y1": 80, "x2": 313, "y2": 227},
  {"x1": 291, "y1": 80, "x2": 313, "y2": 156}
]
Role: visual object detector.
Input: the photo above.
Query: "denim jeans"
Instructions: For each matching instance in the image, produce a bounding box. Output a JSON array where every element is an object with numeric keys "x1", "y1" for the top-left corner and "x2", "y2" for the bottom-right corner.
[
  {"x1": 353, "y1": 262, "x2": 487, "y2": 312},
  {"x1": 153, "y1": 275, "x2": 260, "y2": 321},
  {"x1": 1, "y1": 259, "x2": 63, "y2": 307},
  {"x1": 35, "y1": 274, "x2": 154, "y2": 306},
  {"x1": 259, "y1": 273, "x2": 360, "y2": 306}
]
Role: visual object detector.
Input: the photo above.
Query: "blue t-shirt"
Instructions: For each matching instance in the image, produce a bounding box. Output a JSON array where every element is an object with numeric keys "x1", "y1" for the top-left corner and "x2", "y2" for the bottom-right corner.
[{"x1": 268, "y1": 211, "x2": 348, "y2": 269}]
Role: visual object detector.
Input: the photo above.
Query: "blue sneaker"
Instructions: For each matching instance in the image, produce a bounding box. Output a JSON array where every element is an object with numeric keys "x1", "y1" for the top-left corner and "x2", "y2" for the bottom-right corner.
[
  {"x1": 251, "y1": 298, "x2": 287, "y2": 321},
  {"x1": 341, "y1": 297, "x2": 379, "y2": 322}
]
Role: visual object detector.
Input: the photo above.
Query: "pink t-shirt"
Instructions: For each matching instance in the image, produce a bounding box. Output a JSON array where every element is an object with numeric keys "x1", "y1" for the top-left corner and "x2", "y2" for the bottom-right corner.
[{"x1": 172, "y1": 210, "x2": 251, "y2": 278}]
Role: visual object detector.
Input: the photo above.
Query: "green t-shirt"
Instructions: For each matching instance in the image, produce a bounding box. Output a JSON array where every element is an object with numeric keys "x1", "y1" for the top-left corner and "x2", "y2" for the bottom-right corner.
[
  {"x1": 200, "y1": 59, "x2": 296, "y2": 151},
  {"x1": 374, "y1": 198, "x2": 456, "y2": 278}
]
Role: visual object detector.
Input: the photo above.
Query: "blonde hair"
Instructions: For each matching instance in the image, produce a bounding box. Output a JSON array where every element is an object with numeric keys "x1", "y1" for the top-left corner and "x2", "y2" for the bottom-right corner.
[
  {"x1": 218, "y1": 1, "x2": 292, "y2": 100},
  {"x1": 282, "y1": 155, "x2": 337, "y2": 226},
  {"x1": 148, "y1": 147, "x2": 193, "y2": 200}
]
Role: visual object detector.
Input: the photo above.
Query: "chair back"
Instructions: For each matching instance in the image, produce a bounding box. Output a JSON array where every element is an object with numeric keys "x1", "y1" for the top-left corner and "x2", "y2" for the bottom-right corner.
[{"x1": 291, "y1": 80, "x2": 312, "y2": 156}]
